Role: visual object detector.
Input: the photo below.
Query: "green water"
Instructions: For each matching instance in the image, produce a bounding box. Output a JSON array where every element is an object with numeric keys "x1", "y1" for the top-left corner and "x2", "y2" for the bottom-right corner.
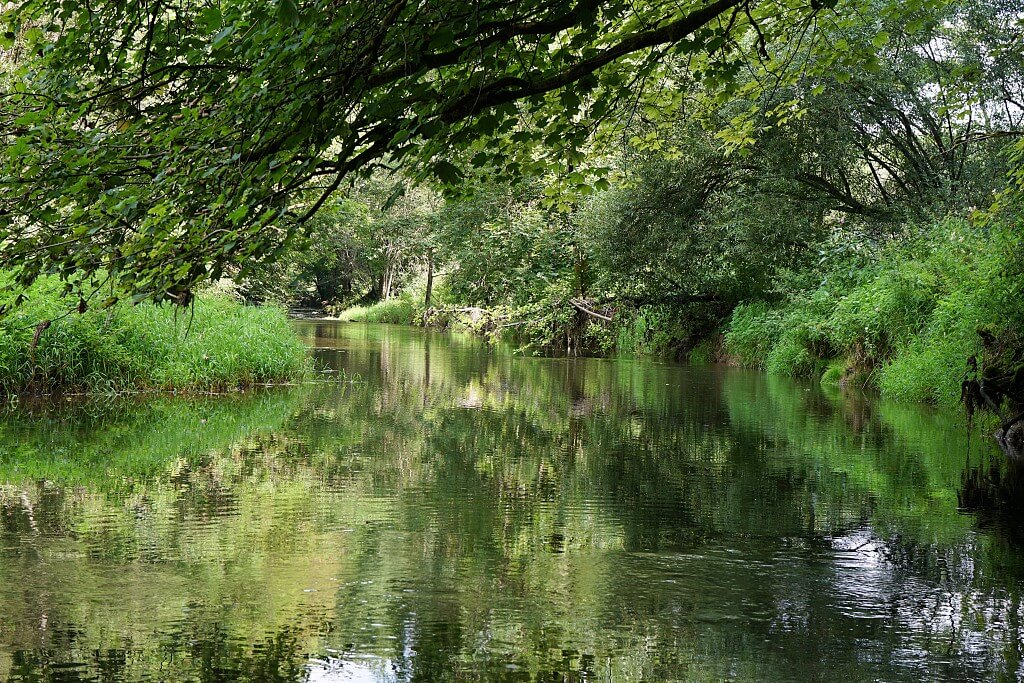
[{"x1": 1, "y1": 321, "x2": 1022, "y2": 682}]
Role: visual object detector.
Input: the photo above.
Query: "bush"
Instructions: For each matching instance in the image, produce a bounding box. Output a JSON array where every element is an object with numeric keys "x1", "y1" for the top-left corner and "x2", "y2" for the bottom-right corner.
[
  {"x1": 878, "y1": 221, "x2": 1024, "y2": 404},
  {"x1": 725, "y1": 298, "x2": 832, "y2": 375},
  {"x1": 614, "y1": 306, "x2": 692, "y2": 357},
  {"x1": 723, "y1": 301, "x2": 786, "y2": 366},
  {"x1": 826, "y1": 262, "x2": 938, "y2": 366},
  {"x1": 721, "y1": 215, "x2": 1024, "y2": 404},
  {"x1": 766, "y1": 295, "x2": 834, "y2": 377}
]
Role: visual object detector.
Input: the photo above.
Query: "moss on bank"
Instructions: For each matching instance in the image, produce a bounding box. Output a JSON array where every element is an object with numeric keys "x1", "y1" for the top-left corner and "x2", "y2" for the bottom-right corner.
[{"x1": 0, "y1": 278, "x2": 309, "y2": 394}]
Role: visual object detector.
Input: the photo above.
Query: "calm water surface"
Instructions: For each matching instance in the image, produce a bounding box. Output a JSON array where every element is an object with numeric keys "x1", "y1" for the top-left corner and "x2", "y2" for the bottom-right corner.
[{"x1": 1, "y1": 321, "x2": 1023, "y2": 682}]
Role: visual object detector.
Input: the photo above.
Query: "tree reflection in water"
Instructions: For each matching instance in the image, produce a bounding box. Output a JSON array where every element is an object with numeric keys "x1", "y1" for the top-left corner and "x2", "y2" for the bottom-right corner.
[{"x1": 0, "y1": 322, "x2": 1021, "y2": 682}]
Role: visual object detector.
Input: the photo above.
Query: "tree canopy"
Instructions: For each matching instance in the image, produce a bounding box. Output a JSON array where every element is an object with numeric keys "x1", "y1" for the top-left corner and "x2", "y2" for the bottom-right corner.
[{"x1": 0, "y1": 0, "x2": 937, "y2": 306}]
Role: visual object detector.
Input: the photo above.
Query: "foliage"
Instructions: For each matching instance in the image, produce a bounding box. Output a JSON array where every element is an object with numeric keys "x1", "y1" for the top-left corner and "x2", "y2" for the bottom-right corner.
[
  {"x1": 0, "y1": 0, "x2": 1018, "y2": 413},
  {"x1": 336, "y1": 292, "x2": 419, "y2": 325},
  {"x1": 581, "y1": 123, "x2": 824, "y2": 309},
  {"x1": 241, "y1": 182, "x2": 438, "y2": 308},
  {"x1": 313, "y1": 0, "x2": 1019, "y2": 373},
  {"x1": 722, "y1": 301, "x2": 786, "y2": 367},
  {"x1": 613, "y1": 306, "x2": 697, "y2": 357},
  {"x1": 240, "y1": 198, "x2": 372, "y2": 306},
  {"x1": 880, "y1": 221, "x2": 1024, "y2": 404},
  {"x1": 723, "y1": 294, "x2": 832, "y2": 377},
  {"x1": 0, "y1": 276, "x2": 308, "y2": 393},
  {"x1": 722, "y1": 217, "x2": 1024, "y2": 404},
  {"x1": 826, "y1": 262, "x2": 938, "y2": 363},
  {"x1": 0, "y1": 0, "x2": 892, "y2": 305},
  {"x1": 435, "y1": 181, "x2": 571, "y2": 309}
]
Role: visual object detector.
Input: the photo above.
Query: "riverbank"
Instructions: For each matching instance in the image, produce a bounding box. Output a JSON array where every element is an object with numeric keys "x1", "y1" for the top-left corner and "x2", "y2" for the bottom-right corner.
[
  {"x1": 332, "y1": 218, "x2": 1023, "y2": 415},
  {"x1": 719, "y1": 219, "x2": 1023, "y2": 407},
  {"x1": 0, "y1": 278, "x2": 309, "y2": 395}
]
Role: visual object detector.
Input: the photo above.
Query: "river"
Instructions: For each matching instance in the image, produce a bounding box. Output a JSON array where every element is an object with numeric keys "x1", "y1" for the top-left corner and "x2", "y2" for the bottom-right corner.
[{"x1": 0, "y1": 321, "x2": 1021, "y2": 681}]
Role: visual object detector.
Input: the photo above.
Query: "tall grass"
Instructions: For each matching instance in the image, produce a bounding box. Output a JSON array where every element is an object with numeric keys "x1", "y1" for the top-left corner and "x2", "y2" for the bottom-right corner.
[
  {"x1": 0, "y1": 277, "x2": 309, "y2": 394},
  {"x1": 336, "y1": 293, "x2": 418, "y2": 324}
]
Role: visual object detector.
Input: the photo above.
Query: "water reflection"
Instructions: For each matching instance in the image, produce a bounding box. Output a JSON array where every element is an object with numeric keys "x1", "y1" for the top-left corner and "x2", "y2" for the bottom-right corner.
[{"x1": 0, "y1": 321, "x2": 1021, "y2": 682}]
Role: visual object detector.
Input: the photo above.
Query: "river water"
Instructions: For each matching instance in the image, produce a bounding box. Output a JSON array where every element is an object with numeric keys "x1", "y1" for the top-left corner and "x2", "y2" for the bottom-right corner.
[{"x1": 0, "y1": 321, "x2": 1022, "y2": 682}]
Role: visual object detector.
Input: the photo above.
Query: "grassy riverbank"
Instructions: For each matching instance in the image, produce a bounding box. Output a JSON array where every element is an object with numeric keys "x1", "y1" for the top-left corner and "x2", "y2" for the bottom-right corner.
[
  {"x1": 0, "y1": 278, "x2": 309, "y2": 394},
  {"x1": 334, "y1": 293, "x2": 419, "y2": 324},
  {"x1": 720, "y1": 218, "x2": 1023, "y2": 406}
]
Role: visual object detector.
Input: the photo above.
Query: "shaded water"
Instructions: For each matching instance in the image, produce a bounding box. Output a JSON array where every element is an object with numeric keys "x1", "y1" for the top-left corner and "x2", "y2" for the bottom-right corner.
[{"x1": 1, "y1": 321, "x2": 1023, "y2": 682}]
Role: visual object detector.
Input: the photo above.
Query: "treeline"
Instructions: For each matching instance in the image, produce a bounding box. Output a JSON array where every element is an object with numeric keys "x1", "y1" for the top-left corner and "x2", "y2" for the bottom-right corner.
[{"x1": 240, "y1": 1, "x2": 1023, "y2": 411}]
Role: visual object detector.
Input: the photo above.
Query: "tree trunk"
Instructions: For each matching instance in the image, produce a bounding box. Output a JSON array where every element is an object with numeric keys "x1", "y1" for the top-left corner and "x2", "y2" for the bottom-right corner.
[
  {"x1": 424, "y1": 248, "x2": 434, "y2": 308},
  {"x1": 381, "y1": 264, "x2": 394, "y2": 300}
]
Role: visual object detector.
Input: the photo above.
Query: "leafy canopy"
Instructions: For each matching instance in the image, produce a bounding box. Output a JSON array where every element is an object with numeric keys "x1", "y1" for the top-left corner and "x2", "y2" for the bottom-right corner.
[{"x1": 0, "y1": 0, "x2": 924, "y2": 306}]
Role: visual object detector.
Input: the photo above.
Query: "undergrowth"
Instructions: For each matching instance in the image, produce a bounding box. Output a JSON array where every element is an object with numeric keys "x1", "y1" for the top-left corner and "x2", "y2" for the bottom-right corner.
[{"x1": 722, "y1": 216, "x2": 1023, "y2": 405}]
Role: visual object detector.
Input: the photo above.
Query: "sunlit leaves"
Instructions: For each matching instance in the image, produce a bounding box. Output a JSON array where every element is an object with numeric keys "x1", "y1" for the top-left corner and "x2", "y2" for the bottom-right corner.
[{"x1": 0, "y1": 0, "x2": 953, "y2": 308}]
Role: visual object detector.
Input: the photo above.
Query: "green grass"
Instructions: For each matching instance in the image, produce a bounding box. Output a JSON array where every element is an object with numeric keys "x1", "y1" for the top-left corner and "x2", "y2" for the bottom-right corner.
[
  {"x1": 0, "y1": 277, "x2": 309, "y2": 394},
  {"x1": 336, "y1": 294, "x2": 418, "y2": 324},
  {"x1": 819, "y1": 360, "x2": 846, "y2": 387}
]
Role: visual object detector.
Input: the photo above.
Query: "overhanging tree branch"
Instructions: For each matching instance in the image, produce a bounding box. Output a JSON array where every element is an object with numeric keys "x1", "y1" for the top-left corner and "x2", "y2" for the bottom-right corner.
[{"x1": 439, "y1": 0, "x2": 745, "y2": 122}]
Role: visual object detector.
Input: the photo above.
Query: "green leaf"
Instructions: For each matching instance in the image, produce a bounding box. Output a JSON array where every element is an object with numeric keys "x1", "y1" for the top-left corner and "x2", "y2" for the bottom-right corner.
[
  {"x1": 277, "y1": 0, "x2": 300, "y2": 26},
  {"x1": 428, "y1": 27, "x2": 455, "y2": 50},
  {"x1": 432, "y1": 160, "x2": 463, "y2": 185},
  {"x1": 228, "y1": 205, "x2": 248, "y2": 224},
  {"x1": 199, "y1": 7, "x2": 222, "y2": 30},
  {"x1": 211, "y1": 25, "x2": 235, "y2": 49}
]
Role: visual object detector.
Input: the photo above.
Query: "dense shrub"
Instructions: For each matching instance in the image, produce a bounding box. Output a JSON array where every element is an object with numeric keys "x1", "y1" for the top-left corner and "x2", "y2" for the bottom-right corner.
[
  {"x1": 879, "y1": 222, "x2": 1024, "y2": 403},
  {"x1": 722, "y1": 301, "x2": 785, "y2": 366},
  {"x1": 826, "y1": 262, "x2": 938, "y2": 364},
  {"x1": 721, "y1": 217, "x2": 1024, "y2": 405},
  {"x1": 724, "y1": 293, "x2": 833, "y2": 376},
  {"x1": 614, "y1": 306, "x2": 693, "y2": 357}
]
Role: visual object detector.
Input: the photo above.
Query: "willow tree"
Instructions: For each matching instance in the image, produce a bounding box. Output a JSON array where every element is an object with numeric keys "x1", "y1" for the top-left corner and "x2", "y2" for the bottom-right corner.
[{"x1": 0, "y1": 0, "x2": 936, "y2": 306}]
